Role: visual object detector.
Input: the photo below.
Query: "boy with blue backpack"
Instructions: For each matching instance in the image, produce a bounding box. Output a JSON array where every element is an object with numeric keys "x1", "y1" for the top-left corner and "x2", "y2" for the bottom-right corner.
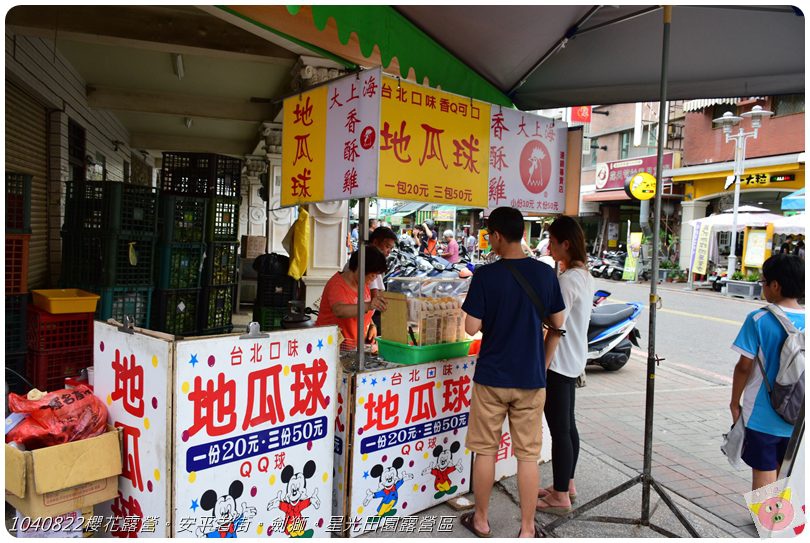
[{"x1": 730, "y1": 253, "x2": 805, "y2": 491}]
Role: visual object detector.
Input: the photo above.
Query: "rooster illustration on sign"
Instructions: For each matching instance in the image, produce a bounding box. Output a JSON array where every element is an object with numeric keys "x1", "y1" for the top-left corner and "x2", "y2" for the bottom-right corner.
[{"x1": 519, "y1": 140, "x2": 551, "y2": 194}]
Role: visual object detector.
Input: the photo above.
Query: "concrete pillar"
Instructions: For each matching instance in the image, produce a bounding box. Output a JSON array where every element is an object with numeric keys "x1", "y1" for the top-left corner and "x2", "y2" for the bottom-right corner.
[
  {"x1": 679, "y1": 200, "x2": 710, "y2": 271},
  {"x1": 305, "y1": 201, "x2": 350, "y2": 308},
  {"x1": 263, "y1": 159, "x2": 296, "y2": 256},
  {"x1": 47, "y1": 111, "x2": 69, "y2": 286}
]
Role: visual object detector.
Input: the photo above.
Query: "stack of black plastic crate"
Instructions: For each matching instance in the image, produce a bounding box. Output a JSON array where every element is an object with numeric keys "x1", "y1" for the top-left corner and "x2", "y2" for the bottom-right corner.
[
  {"x1": 153, "y1": 191, "x2": 207, "y2": 336},
  {"x1": 157, "y1": 152, "x2": 241, "y2": 336},
  {"x1": 199, "y1": 155, "x2": 242, "y2": 335},
  {"x1": 61, "y1": 181, "x2": 158, "y2": 328},
  {"x1": 6, "y1": 172, "x2": 32, "y2": 393},
  {"x1": 253, "y1": 253, "x2": 299, "y2": 331}
]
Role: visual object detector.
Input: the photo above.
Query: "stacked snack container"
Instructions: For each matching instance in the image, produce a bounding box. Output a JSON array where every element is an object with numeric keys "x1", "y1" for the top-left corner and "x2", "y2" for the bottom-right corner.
[{"x1": 384, "y1": 277, "x2": 469, "y2": 347}]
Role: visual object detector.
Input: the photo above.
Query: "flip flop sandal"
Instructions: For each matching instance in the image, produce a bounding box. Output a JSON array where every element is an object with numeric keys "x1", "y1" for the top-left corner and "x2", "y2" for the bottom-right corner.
[
  {"x1": 535, "y1": 497, "x2": 573, "y2": 516},
  {"x1": 460, "y1": 511, "x2": 492, "y2": 538},
  {"x1": 537, "y1": 487, "x2": 578, "y2": 503}
]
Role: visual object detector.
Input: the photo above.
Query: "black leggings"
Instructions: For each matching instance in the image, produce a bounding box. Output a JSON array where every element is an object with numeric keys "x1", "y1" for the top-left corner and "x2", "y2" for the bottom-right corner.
[{"x1": 544, "y1": 369, "x2": 580, "y2": 492}]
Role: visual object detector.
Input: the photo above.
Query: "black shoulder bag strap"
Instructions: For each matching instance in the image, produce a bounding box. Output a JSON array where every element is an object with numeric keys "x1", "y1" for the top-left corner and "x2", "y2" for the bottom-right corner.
[{"x1": 501, "y1": 259, "x2": 565, "y2": 336}]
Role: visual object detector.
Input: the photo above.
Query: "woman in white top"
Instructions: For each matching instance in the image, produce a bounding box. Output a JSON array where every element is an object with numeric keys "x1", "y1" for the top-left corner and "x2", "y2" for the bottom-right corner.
[{"x1": 536, "y1": 215, "x2": 595, "y2": 513}]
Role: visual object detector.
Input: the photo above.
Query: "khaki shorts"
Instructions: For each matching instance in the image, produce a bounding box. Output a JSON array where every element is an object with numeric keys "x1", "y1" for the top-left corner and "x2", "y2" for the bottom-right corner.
[{"x1": 465, "y1": 383, "x2": 546, "y2": 461}]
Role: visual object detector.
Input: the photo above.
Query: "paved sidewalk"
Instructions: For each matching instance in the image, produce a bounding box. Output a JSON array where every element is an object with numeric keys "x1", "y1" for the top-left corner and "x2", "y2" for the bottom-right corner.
[
  {"x1": 363, "y1": 351, "x2": 759, "y2": 538},
  {"x1": 365, "y1": 441, "x2": 749, "y2": 538},
  {"x1": 576, "y1": 350, "x2": 756, "y2": 536},
  {"x1": 235, "y1": 307, "x2": 759, "y2": 537}
]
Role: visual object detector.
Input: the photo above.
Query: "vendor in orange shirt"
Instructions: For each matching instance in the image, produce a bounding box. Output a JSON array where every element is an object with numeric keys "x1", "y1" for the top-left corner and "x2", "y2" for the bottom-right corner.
[{"x1": 316, "y1": 245, "x2": 388, "y2": 350}]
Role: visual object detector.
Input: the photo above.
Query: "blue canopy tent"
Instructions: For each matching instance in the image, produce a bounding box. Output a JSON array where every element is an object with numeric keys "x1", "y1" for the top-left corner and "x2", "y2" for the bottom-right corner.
[{"x1": 782, "y1": 188, "x2": 806, "y2": 210}]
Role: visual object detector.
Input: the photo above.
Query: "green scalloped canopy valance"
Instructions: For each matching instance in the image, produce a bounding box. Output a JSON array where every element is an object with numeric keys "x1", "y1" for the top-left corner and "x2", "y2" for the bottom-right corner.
[{"x1": 286, "y1": 5, "x2": 513, "y2": 107}]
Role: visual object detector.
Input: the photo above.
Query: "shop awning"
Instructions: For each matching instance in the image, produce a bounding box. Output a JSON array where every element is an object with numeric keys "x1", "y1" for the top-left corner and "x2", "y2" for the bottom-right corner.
[
  {"x1": 218, "y1": 5, "x2": 803, "y2": 109},
  {"x1": 442, "y1": 204, "x2": 480, "y2": 211},
  {"x1": 682, "y1": 97, "x2": 766, "y2": 112},
  {"x1": 782, "y1": 188, "x2": 806, "y2": 211},
  {"x1": 582, "y1": 190, "x2": 682, "y2": 203},
  {"x1": 666, "y1": 153, "x2": 805, "y2": 180},
  {"x1": 392, "y1": 202, "x2": 428, "y2": 214},
  {"x1": 582, "y1": 191, "x2": 631, "y2": 203},
  {"x1": 682, "y1": 98, "x2": 740, "y2": 113}
]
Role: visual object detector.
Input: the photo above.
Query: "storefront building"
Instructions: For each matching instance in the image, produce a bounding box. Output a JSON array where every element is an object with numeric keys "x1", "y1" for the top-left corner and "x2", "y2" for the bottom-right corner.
[
  {"x1": 585, "y1": 152, "x2": 685, "y2": 256},
  {"x1": 668, "y1": 96, "x2": 805, "y2": 271},
  {"x1": 573, "y1": 102, "x2": 686, "y2": 257}
]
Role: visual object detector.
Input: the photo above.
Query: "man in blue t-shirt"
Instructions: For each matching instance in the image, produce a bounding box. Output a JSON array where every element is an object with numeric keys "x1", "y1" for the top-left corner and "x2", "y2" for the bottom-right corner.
[
  {"x1": 730, "y1": 254, "x2": 805, "y2": 491},
  {"x1": 459, "y1": 207, "x2": 565, "y2": 538}
]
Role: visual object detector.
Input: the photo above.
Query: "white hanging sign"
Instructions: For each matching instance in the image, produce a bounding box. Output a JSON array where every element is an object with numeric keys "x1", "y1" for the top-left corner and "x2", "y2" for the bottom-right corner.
[{"x1": 488, "y1": 108, "x2": 568, "y2": 213}]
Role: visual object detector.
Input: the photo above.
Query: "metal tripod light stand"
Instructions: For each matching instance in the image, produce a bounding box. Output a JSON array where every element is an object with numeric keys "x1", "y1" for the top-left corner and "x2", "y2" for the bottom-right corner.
[{"x1": 539, "y1": 7, "x2": 699, "y2": 537}]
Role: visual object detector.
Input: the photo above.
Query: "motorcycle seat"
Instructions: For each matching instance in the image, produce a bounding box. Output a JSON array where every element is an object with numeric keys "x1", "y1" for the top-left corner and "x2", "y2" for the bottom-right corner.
[{"x1": 588, "y1": 304, "x2": 635, "y2": 338}]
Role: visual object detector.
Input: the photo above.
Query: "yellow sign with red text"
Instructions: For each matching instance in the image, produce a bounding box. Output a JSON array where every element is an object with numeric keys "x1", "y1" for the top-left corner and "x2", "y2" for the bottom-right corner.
[
  {"x1": 378, "y1": 76, "x2": 490, "y2": 206},
  {"x1": 281, "y1": 71, "x2": 498, "y2": 207},
  {"x1": 281, "y1": 85, "x2": 328, "y2": 206}
]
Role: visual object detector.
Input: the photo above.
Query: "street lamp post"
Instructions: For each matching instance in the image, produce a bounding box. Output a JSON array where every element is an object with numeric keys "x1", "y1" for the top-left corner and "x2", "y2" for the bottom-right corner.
[{"x1": 711, "y1": 105, "x2": 773, "y2": 278}]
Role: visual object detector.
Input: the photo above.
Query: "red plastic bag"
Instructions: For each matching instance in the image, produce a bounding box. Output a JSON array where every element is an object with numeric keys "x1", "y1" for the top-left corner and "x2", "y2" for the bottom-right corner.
[{"x1": 6, "y1": 385, "x2": 108, "y2": 450}]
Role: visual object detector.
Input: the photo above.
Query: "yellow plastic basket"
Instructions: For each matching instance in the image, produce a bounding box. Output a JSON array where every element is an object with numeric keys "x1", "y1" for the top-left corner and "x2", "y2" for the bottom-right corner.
[{"x1": 31, "y1": 289, "x2": 100, "y2": 314}]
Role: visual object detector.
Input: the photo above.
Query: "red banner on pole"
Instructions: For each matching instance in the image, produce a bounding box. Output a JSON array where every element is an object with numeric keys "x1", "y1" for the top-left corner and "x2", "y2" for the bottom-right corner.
[{"x1": 570, "y1": 106, "x2": 592, "y2": 123}]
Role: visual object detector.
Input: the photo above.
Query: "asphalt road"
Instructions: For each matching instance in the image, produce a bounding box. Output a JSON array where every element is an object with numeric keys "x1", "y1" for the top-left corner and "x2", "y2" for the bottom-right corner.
[{"x1": 590, "y1": 278, "x2": 769, "y2": 385}]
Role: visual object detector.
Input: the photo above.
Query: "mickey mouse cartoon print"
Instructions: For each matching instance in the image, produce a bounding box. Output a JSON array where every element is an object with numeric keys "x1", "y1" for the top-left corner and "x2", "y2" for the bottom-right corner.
[
  {"x1": 267, "y1": 460, "x2": 320, "y2": 538},
  {"x1": 198, "y1": 480, "x2": 257, "y2": 538},
  {"x1": 422, "y1": 441, "x2": 464, "y2": 499},
  {"x1": 363, "y1": 457, "x2": 413, "y2": 518}
]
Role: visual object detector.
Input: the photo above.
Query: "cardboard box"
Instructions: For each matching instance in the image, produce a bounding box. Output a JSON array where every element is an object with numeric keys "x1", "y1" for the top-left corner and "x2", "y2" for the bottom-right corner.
[
  {"x1": 5, "y1": 427, "x2": 122, "y2": 517},
  {"x1": 241, "y1": 235, "x2": 267, "y2": 259},
  {"x1": 380, "y1": 292, "x2": 410, "y2": 344}
]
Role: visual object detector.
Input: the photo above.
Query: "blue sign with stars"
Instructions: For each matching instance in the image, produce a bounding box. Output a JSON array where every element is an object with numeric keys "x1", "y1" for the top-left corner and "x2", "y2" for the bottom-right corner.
[
  {"x1": 186, "y1": 416, "x2": 328, "y2": 472},
  {"x1": 359, "y1": 413, "x2": 469, "y2": 454}
]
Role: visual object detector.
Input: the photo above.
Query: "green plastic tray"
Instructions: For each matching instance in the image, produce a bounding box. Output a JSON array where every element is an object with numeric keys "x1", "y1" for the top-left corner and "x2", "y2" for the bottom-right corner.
[{"x1": 376, "y1": 338, "x2": 472, "y2": 365}]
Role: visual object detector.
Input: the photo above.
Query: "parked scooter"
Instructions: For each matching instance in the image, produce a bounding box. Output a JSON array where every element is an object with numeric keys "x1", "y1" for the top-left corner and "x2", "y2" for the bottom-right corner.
[
  {"x1": 604, "y1": 260, "x2": 625, "y2": 281},
  {"x1": 590, "y1": 251, "x2": 623, "y2": 278},
  {"x1": 709, "y1": 269, "x2": 727, "y2": 292},
  {"x1": 593, "y1": 289, "x2": 611, "y2": 306},
  {"x1": 383, "y1": 246, "x2": 472, "y2": 287},
  {"x1": 586, "y1": 293, "x2": 642, "y2": 372},
  {"x1": 590, "y1": 257, "x2": 609, "y2": 278}
]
